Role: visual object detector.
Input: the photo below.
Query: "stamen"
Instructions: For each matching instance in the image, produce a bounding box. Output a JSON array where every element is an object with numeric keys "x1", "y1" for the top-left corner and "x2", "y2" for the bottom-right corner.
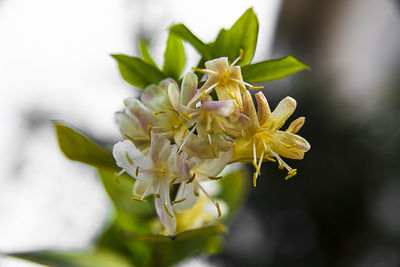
[
  {"x1": 253, "y1": 150, "x2": 264, "y2": 187},
  {"x1": 230, "y1": 48, "x2": 244, "y2": 67},
  {"x1": 123, "y1": 134, "x2": 136, "y2": 142},
  {"x1": 113, "y1": 172, "x2": 120, "y2": 184},
  {"x1": 262, "y1": 140, "x2": 293, "y2": 172},
  {"x1": 216, "y1": 202, "x2": 222, "y2": 218},
  {"x1": 252, "y1": 139, "x2": 258, "y2": 169},
  {"x1": 163, "y1": 203, "x2": 174, "y2": 218},
  {"x1": 155, "y1": 110, "x2": 167, "y2": 115},
  {"x1": 195, "y1": 181, "x2": 222, "y2": 217},
  {"x1": 186, "y1": 173, "x2": 196, "y2": 184},
  {"x1": 178, "y1": 123, "x2": 197, "y2": 153},
  {"x1": 230, "y1": 78, "x2": 264, "y2": 90},
  {"x1": 193, "y1": 187, "x2": 199, "y2": 197},
  {"x1": 125, "y1": 152, "x2": 134, "y2": 165},
  {"x1": 169, "y1": 176, "x2": 178, "y2": 184},
  {"x1": 192, "y1": 67, "x2": 216, "y2": 75},
  {"x1": 167, "y1": 107, "x2": 179, "y2": 115},
  {"x1": 204, "y1": 82, "x2": 219, "y2": 95},
  {"x1": 208, "y1": 176, "x2": 223, "y2": 180},
  {"x1": 285, "y1": 169, "x2": 297, "y2": 180},
  {"x1": 141, "y1": 183, "x2": 153, "y2": 200},
  {"x1": 181, "y1": 127, "x2": 188, "y2": 139},
  {"x1": 172, "y1": 198, "x2": 187, "y2": 205},
  {"x1": 154, "y1": 193, "x2": 161, "y2": 198},
  {"x1": 182, "y1": 111, "x2": 192, "y2": 119},
  {"x1": 135, "y1": 166, "x2": 139, "y2": 177},
  {"x1": 147, "y1": 121, "x2": 152, "y2": 136},
  {"x1": 131, "y1": 197, "x2": 147, "y2": 203}
]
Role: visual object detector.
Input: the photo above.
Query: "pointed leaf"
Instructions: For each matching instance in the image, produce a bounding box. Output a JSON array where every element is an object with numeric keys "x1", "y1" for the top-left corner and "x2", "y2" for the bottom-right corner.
[
  {"x1": 169, "y1": 23, "x2": 210, "y2": 58},
  {"x1": 242, "y1": 56, "x2": 310, "y2": 83},
  {"x1": 211, "y1": 8, "x2": 258, "y2": 65},
  {"x1": 162, "y1": 32, "x2": 185, "y2": 80},
  {"x1": 112, "y1": 54, "x2": 167, "y2": 89},
  {"x1": 139, "y1": 40, "x2": 158, "y2": 68},
  {"x1": 11, "y1": 249, "x2": 133, "y2": 267},
  {"x1": 54, "y1": 122, "x2": 117, "y2": 171}
]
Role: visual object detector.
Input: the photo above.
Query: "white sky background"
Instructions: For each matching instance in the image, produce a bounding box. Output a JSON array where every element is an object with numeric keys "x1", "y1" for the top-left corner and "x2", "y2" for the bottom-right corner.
[{"x1": 0, "y1": 0, "x2": 281, "y2": 265}]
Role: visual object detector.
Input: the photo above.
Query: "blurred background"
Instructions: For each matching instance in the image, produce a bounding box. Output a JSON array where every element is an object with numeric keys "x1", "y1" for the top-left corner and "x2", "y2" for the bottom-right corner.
[{"x1": 0, "y1": 0, "x2": 399, "y2": 266}]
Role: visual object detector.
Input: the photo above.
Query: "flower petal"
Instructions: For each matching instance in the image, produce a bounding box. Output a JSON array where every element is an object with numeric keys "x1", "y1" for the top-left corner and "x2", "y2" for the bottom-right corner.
[
  {"x1": 202, "y1": 100, "x2": 236, "y2": 117},
  {"x1": 243, "y1": 90, "x2": 260, "y2": 131},
  {"x1": 154, "y1": 180, "x2": 176, "y2": 235},
  {"x1": 205, "y1": 57, "x2": 229, "y2": 73},
  {"x1": 192, "y1": 150, "x2": 232, "y2": 179},
  {"x1": 141, "y1": 84, "x2": 170, "y2": 112},
  {"x1": 180, "y1": 72, "x2": 198, "y2": 106},
  {"x1": 112, "y1": 140, "x2": 151, "y2": 179},
  {"x1": 255, "y1": 92, "x2": 272, "y2": 126},
  {"x1": 286, "y1": 117, "x2": 305, "y2": 134},
  {"x1": 173, "y1": 182, "x2": 198, "y2": 211},
  {"x1": 271, "y1": 97, "x2": 297, "y2": 129},
  {"x1": 264, "y1": 131, "x2": 311, "y2": 159},
  {"x1": 133, "y1": 179, "x2": 153, "y2": 198}
]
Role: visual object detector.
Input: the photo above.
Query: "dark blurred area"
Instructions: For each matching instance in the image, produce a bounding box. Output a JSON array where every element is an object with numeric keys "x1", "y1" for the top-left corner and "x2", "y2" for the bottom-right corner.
[{"x1": 213, "y1": 0, "x2": 400, "y2": 266}]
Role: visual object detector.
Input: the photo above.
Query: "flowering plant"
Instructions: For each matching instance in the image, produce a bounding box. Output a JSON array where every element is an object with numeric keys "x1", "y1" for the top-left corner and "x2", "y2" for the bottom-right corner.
[{"x1": 13, "y1": 8, "x2": 310, "y2": 267}]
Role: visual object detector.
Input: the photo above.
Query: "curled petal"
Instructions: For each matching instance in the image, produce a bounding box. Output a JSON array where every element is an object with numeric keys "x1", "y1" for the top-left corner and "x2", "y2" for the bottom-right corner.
[
  {"x1": 243, "y1": 91, "x2": 260, "y2": 131},
  {"x1": 167, "y1": 83, "x2": 180, "y2": 110},
  {"x1": 112, "y1": 140, "x2": 151, "y2": 179},
  {"x1": 255, "y1": 92, "x2": 272, "y2": 126},
  {"x1": 264, "y1": 131, "x2": 311, "y2": 159},
  {"x1": 286, "y1": 117, "x2": 305, "y2": 134},
  {"x1": 271, "y1": 97, "x2": 297, "y2": 129},
  {"x1": 123, "y1": 98, "x2": 153, "y2": 133},
  {"x1": 191, "y1": 150, "x2": 232, "y2": 180},
  {"x1": 115, "y1": 112, "x2": 149, "y2": 141}
]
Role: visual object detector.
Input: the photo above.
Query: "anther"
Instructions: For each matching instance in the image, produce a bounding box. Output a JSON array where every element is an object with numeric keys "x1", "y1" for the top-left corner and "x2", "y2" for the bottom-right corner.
[
  {"x1": 131, "y1": 197, "x2": 147, "y2": 203},
  {"x1": 186, "y1": 173, "x2": 196, "y2": 184},
  {"x1": 154, "y1": 193, "x2": 161, "y2": 198},
  {"x1": 123, "y1": 134, "x2": 136, "y2": 142},
  {"x1": 155, "y1": 110, "x2": 167, "y2": 115},
  {"x1": 147, "y1": 121, "x2": 152, "y2": 136},
  {"x1": 163, "y1": 203, "x2": 174, "y2": 218},
  {"x1": 114, "y1": 172, "x2": 120, "y2": 184},
  {"x1": 168, "y1": 107, "x2": 179, "y2": 114},
  {"x1": 135, "y1": 166, "x2": 139, "y2": 177},
  {"x1": 182, "y1": 111, "x2": 192, "y2": 119},
  {"x1": 172, "y1": 198, "x2": 187, "y2": 205},
  {"x1": 125, "y1": 152, "x2": 133, "y2": 165},
  {"x1": 208, "y1": 176, "x2": 223, "y2": 180},
  {"x1": 216, "y1": 202, "x2": 222, "y2": 218},
  {"x1": 169, "y1": 177, "x2": 178, "y2": 184},
  {"x1": 285, "y1": 169, "x2": 297, "y2": 180}
]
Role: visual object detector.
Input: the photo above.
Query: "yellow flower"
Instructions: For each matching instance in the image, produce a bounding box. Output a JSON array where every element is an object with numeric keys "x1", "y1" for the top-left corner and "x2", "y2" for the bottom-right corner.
[
  {"x1": 191, "y1": 51, "x2": 263, "y2": 111},
  {"x1": 231, "y1": 91, "x2": 310, "y2": 186}
]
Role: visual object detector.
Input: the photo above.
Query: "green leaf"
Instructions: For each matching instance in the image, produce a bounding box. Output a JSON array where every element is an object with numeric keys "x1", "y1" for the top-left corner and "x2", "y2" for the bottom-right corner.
[
  {"x1": 169, "y1": 23, "x2": 210, "y2": 58},
  {"x1": 11, "y1": 249, "x2": 133, "y2": 267},
  {"x1": 54, "y1": 122, "x2": 117, "y2": 171},
  {"x1": 218, "y1": 167, "x2": 250, "y2": 223},
  {"x1": 242, "y1": 56, "x2": 311, "y2": 83},
  {"x1": 139, "y1": 40, "x2": 158, "y2": 68},
  {"x1": 211, "y1": 8, "x2": 259, "y2": 65},
  {"x1": 97, "y1": 169, "x2": 155, "y2": 234},
  {"x1": 162, "y1": 32, "x2": 185, "y2": 80},
  {"x1": 126, "y1": 224, "x2": 227, "y2": 267},
  {"x1": 112, "y1": 54, "x2": 167, "y2": 89}
]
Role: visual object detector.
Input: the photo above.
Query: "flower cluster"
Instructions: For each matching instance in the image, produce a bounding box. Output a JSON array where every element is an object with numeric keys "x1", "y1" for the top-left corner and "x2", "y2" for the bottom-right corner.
[{"x1": 113, "y1": 55, "x2": 310, "y2": 235}]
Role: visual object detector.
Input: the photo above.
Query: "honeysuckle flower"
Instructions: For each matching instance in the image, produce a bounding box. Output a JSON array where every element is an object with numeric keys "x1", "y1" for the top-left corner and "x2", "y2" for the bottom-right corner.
[
  {"x1": 173, "y1": 150, "x2": 232, "y2": 217},
  {"x1": 113, "y1": 134, "x2": 191, "y2": 235},
  {"x1": 231, "y1": 91, "x2": 311, "y2": 186},
  {"x1": 168, "y1": 72, "x2": 248, "y2": 158},
  {"x1": 116, "y1": 78, "x2": 189, "y2": 153},
  {"x1": 190, "y1": 52, "x2": 263, "y2": 111}
]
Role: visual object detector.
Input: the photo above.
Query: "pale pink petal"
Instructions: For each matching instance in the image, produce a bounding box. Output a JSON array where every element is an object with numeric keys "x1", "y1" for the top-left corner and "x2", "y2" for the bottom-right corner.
[
  {"x1": 173, "y1": 182, "x2": 198, "y2": 211},
  {"x1": 180, "y1": 72, "x2": 197, "y2": 106},
  {"x1": 154, "y1": 179, "x2": 176, "y2": 235}
]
